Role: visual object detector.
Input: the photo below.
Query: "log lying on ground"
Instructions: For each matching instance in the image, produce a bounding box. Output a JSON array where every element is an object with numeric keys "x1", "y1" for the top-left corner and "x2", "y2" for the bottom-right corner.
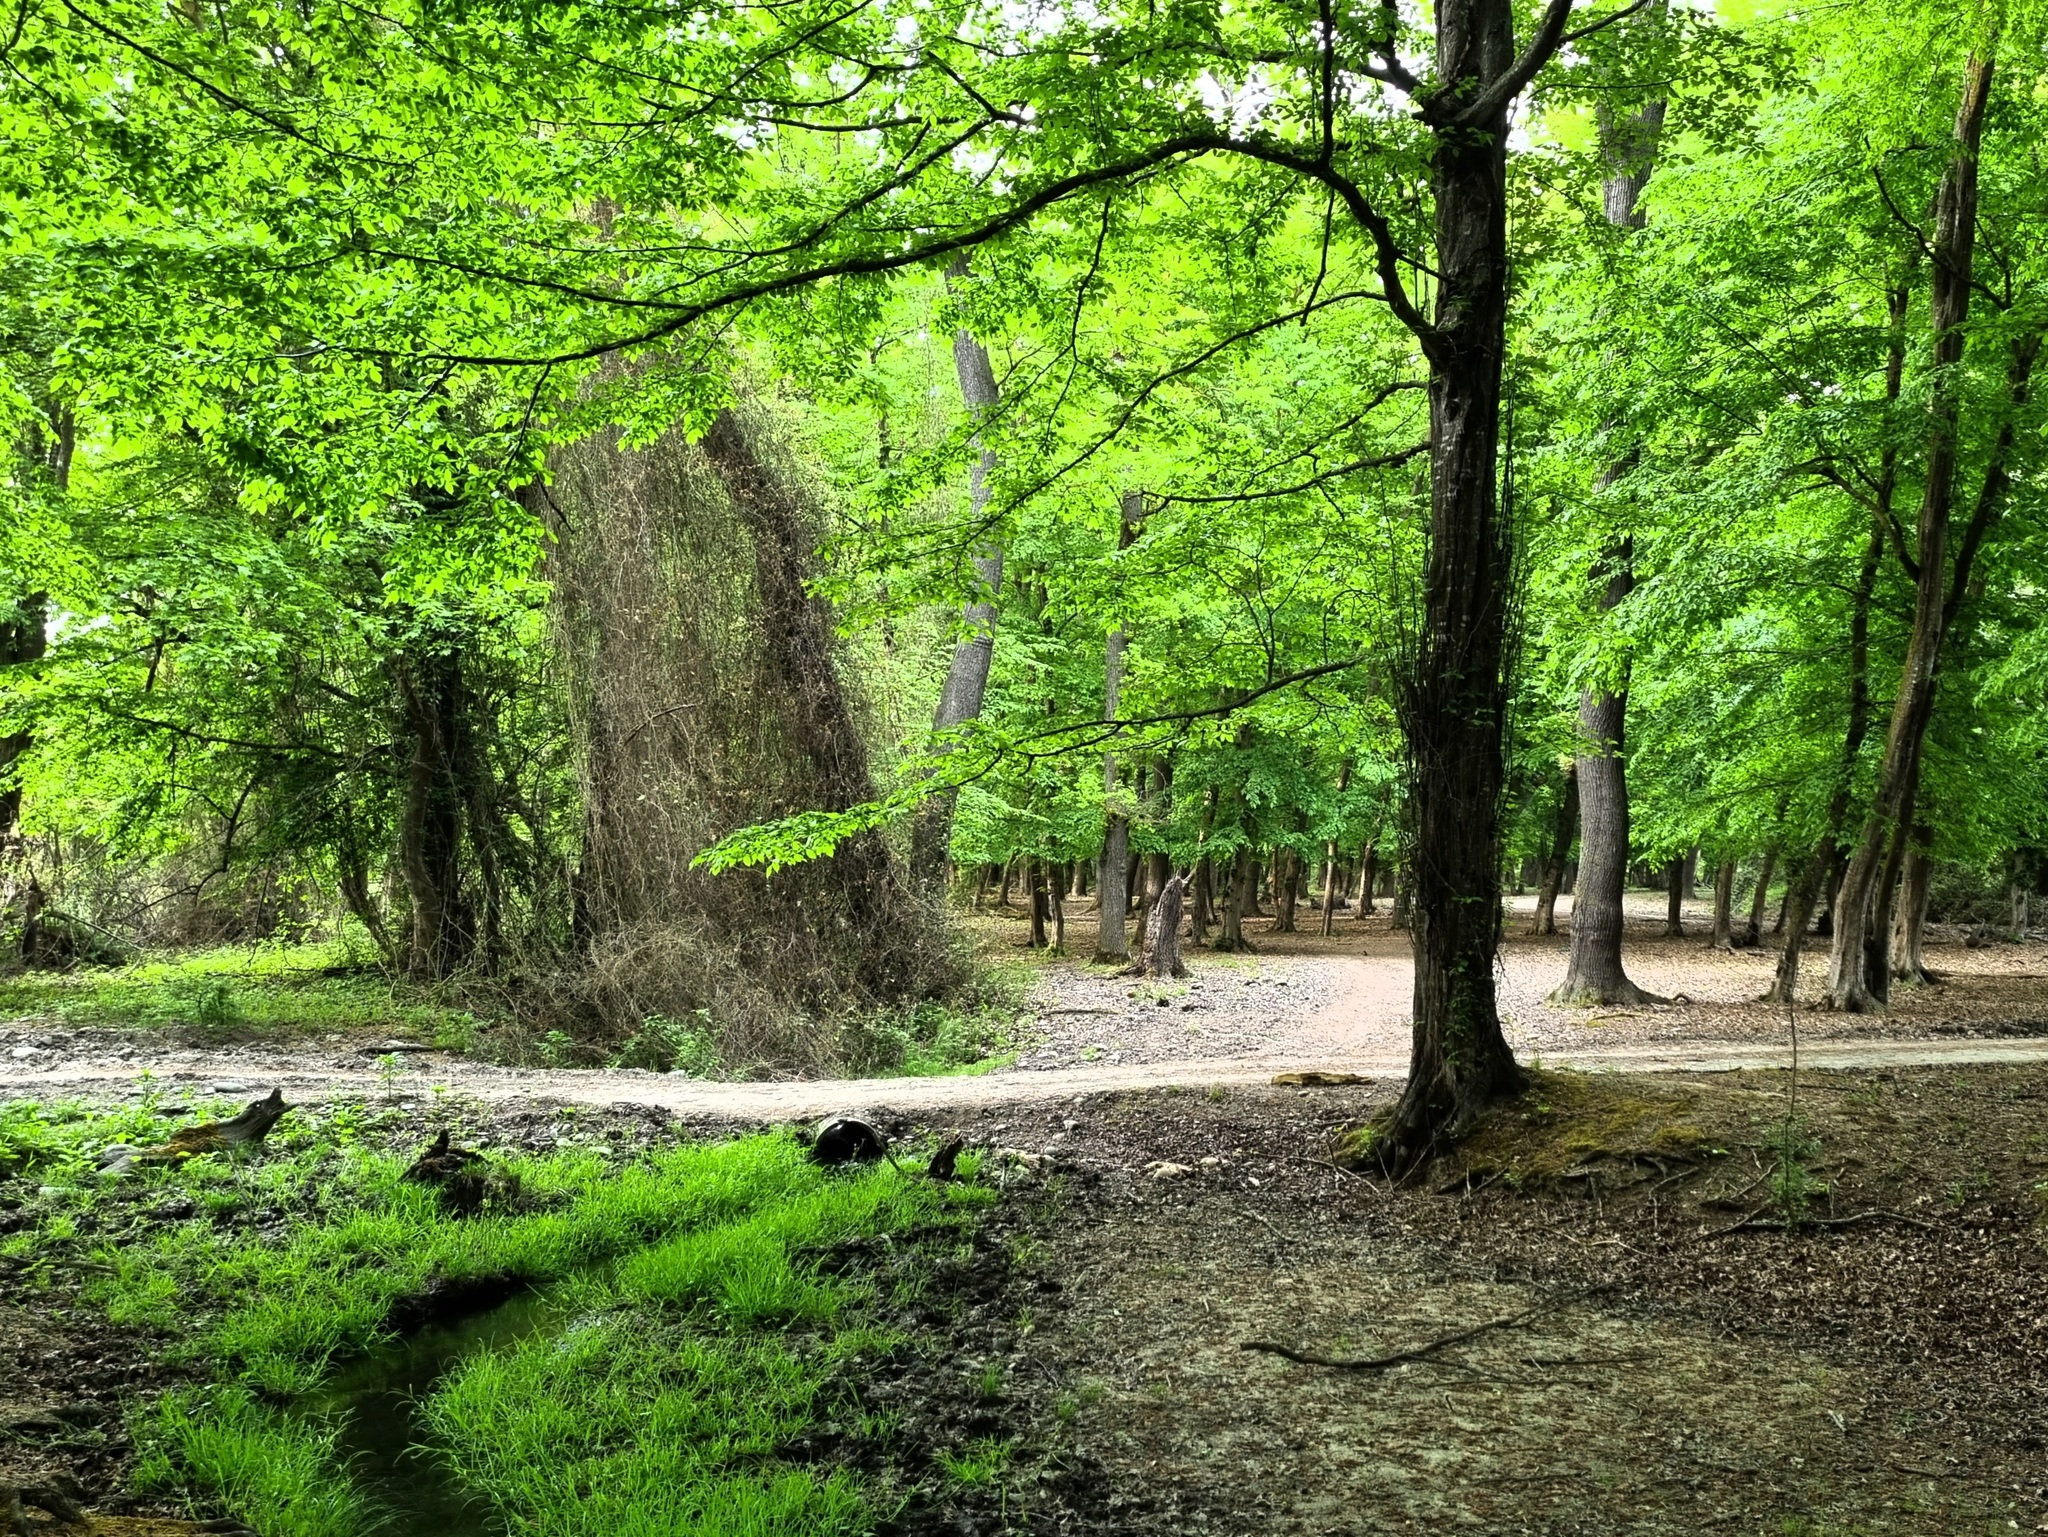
[{"x1": 98, "y1": 1090, "x2": 291, "y2": 1175}]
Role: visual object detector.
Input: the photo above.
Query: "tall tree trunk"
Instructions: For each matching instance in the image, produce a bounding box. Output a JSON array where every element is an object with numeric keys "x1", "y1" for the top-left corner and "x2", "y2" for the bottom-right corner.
[
  {"x1": 1319, "y1": 840, "x2": 1340, "y2": 935},
  {"x1": 1828, "y1": 52, "x2": 2001, "y2": 1011},
  {"x1": 1371, "y1": 0, "x2": 1593, "y2": 1162},
  {"x1": 1275, "y1": 847, "x2": 1300, "y2": 932},
  {"x1": 1892, "y1": 825, "x2": 1933, "y2": 983},
  {"x1": 395, "y1": 640, "x2": 472, "y2": 980},
  {"x1": 1553, "y1": 27, "x2": 1664, "y2": 1002},
  {"x1": 1741, "y1": 847, "x2": 1776, "y2": 949},
  {"x1": 1664, "y1": 858, "x2": 1684, "y2": 937},
  {"x1": 1216, "y1": 845, "x2": 1256, "y2": 952},
  {"x1": 1709, "y1": 858, "x2": 1736, "y2": 950},
  {"x1": 1553, "y1": 549, "x2": 1658, "y2": 1002},
  {"x1": 909, "y1": 280, "x2": 1005, "y2": 893},
  {"x1": 1358, "y1": 842, "x2": 1378, "y2": 915},
  {"x1": 1, "y1": 407, "x2": 68, "y2": 849},
  {"x1": 1188, "y1": 785, "x2": 1217, "y2": 944},
  {"x1": 1027, "y1": 856, "x2": 1049, "y2": 949},
  {"x1": 1770, "y1": 280, "x2": 1907, "y2": 1000},
  {"x1": 1095, "y1": 658, "x2": 1131, "y2": 962},
  {"x1": 1531, "y1": 764, "x2": 1578, "y2": 937}
]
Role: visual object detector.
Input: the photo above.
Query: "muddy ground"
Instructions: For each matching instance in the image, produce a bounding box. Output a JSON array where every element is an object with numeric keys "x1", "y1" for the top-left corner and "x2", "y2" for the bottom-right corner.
[{"x1": 6, "y1": 1061, "x2": 2046, "y2": 1535}]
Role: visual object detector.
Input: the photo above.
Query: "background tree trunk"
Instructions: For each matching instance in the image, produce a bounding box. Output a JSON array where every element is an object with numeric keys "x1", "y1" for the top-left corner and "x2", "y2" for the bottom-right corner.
[
  {"x1": 0, "y1": 592, "x2": 47, "y2": 849},
  {"x1": 395, "y1": 640, "x2": 472, "y2": 980},
  {"x1": 1828, "y1": 51, "x2": 1996, "y2": 1011},
  {"x1": 1709, "y1": 858, "x2": 1736, "y2": 949},
  {"x1": 1741, "y1": 847, "x2": 1776, "y2": 949},
  {"x1": 1027, "y1": 856, "x2": 1049, "y2": 949},
  {"x1": 1893, "y1": 826, "x2": 1933, "y2": 982},
  {"x1": 1216, "y1": 845, "x2": 1255, "y2": 952},
  {"x1": 1553, "y1": 652, "x2": 1659, "y2": 1002},
  {"x1": 1531, "y1": 764, "x2": 1577, "y2": 936},
  {"x1": 1358, "y1": 842, "x2": 1378, "y2": 915},
  {"x1": 1664, "y1": 858, "x2": 1684, "y2": 937},
  {"x1": 909, "y1": 284, "x2": 1005, "y2": 894}
]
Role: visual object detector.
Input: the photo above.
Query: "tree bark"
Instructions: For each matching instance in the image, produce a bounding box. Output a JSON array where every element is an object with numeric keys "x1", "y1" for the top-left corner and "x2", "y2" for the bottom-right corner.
[
  {"x1": 1664, "y1": 858, "x2": 1684, "y2": 937},
  {"x1": 1275, "y1": 847, "x2": 1300, "y2": 932},
  {"x1": 1550, "y1": 20, "x2": 1664, "y2": 1002},
  {"x1": 1095, "y1": 653, "x2": 1131, "y2": 962},
  {"x1": 1740, "y1": 847, "x2": 1776, "y2": 950},
  {"x1": 1, "y1": 407, "x2": 67, "y2": 849},
  {"x1": 1769, "y1": 280, "x2": 1905, "y2": 1000},
  {"x1": 1892, "y1": 825, "x2": 1933, "y2": 982},
  {"x1": 1138, "y1": 872, "x2": 1189, "y2": 979},
  {"x1": 1358, "y1": 842, "x2": 1378, "y2": 915},
  {"x1": 1216, "y1": 845, "x2": 1256, "y2": 952},
  {"x1": 0, "y1": 592, "x2": 47, "y2": 850},
  {"x1": 395, "y1": 639, "x2": 473, "y2": 980},
  {"x1": 1828, "y1": 51, "x2": 2000, "y2": 1011},
  {"x1": 909, "y1": 277, "x2": 1005, "y2": 893},
  {"x1": 1027, "y1": 856, "x2": 1049, "y2": 949},
  {"x1": 1709, "y1": 858, "x2": 1736, "y2": 950},
  {"x1": 1552, "y1": 551, "x2": 1659, "y2": 1002},
  {"x1": 1531, "y1": 764, "x2": 1577, "y2": 936}
]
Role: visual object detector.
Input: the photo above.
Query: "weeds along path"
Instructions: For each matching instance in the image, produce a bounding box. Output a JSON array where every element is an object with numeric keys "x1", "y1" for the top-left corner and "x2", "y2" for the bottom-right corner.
[{"x1": 11, "y1": 1036, "x2": 2048, "y2": 1123}]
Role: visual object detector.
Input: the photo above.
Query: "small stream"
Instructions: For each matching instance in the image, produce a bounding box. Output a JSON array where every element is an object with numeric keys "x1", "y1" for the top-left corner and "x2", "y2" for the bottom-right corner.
[{"x1": 315, "y1": 1287, "x2": 563, "y2": 1537}]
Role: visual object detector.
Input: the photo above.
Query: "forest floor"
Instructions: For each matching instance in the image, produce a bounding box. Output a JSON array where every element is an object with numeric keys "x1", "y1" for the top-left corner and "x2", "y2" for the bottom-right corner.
[
  {"x1": 5, "y1": 896, "x2": 2047, "y2": 1533},
  {"x1": 4, "y1": 1061, "x2": 2045, "y2": 1534},
  {"x1": 6, "y1": 891, "x2": 2048, "y2": 1119}
]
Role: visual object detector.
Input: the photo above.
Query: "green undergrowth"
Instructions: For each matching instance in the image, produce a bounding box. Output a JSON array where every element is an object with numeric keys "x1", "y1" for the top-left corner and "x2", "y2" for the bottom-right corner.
[
  {"x1": 0, "y1": 937, "x2": 482, "y2": 1045},
  {"x1": 4, "y1": 1096, "x2": 992, "y2": 1536}
]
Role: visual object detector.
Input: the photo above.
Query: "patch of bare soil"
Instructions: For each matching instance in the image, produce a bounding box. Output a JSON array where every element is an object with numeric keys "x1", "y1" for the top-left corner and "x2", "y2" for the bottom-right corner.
[{"x1": 942, "y1": 1063, "x2": 2048, "y2": 1535}]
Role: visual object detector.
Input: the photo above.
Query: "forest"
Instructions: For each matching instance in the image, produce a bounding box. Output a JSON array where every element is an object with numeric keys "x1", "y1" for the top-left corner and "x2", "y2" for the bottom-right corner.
[{"x1": 4, "y1": 0, "x2": 2048, "y2": 1533}]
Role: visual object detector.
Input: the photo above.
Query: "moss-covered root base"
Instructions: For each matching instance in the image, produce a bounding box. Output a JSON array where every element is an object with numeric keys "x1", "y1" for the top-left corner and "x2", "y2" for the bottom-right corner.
[
  {"x1": 1546, "y1": 977, "x2": 1669, "y2": 1008},
  {"x1": 1335, "y1": 1056, "x2": 1525, "y2": 1177}
]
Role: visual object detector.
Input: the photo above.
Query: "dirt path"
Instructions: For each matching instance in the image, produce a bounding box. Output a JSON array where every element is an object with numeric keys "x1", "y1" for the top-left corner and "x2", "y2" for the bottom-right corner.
[
  {"x1": 9, "y1": 897, "x2": 2047, "y2": 1119},
  {"x1": 11, "y1": 1034, "x2": 2048, "y2": 1124}
]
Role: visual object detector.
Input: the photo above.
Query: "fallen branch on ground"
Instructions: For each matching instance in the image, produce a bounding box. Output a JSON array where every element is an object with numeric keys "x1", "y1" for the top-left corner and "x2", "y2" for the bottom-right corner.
[
  {"x1": 1714, "y1": 1208, "x2": 1938, "y2": 1236},
  {"x1": 1240, "y1": 1284, "x2": 1613, "y2": 1371}
]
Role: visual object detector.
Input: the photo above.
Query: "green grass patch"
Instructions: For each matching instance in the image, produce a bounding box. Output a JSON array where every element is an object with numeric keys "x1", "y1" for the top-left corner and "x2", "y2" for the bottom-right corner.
[
  {"x1": 9, "y1": 1096, "x2": 994, "y2": 1536},
  {"x1": 135, "y1": 1387, "x2": 372, "y2": 1537},
  {"x1": 0, "y1": 937, "x2": 481, "y2": 1044}
]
